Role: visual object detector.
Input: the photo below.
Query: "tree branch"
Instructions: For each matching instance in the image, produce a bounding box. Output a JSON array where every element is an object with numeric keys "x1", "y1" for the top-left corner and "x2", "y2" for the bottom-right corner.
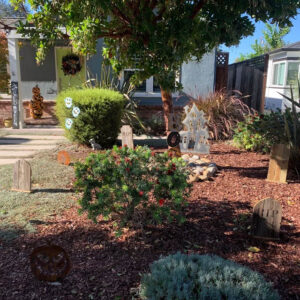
[
  {"x1": 190, "y1": 0, "x2": 206, "y2": 19},
  {"x1": 0, "y1": 20, "x2": 17, "y2": 31}
]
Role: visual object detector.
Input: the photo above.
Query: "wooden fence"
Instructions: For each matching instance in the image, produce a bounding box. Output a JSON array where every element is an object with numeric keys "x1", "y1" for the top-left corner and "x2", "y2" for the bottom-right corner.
[
  {"x1": 227, "y1": 54, "x2": 269, "y2": 112},
  {"x1": 215, "y1": 52, "x2": 229, "y2": 91}
]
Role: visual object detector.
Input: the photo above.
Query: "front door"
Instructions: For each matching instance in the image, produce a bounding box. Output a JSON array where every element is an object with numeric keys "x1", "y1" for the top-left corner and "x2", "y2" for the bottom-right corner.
[{"x1": 55, "y1": 47, "x2": 86, "y2": 92}]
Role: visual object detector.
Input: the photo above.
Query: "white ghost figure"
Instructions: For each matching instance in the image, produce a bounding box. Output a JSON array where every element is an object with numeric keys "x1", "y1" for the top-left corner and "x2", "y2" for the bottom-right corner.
[
  {"x1": 72, "y1": 106, "x2": 80, "y2": 118},
  {"x1": 65, "y1": 118, "x2": 73, "y2": 130},
  {"x1": 64, "y1": 97, "x2": 73, "y2": 108}
]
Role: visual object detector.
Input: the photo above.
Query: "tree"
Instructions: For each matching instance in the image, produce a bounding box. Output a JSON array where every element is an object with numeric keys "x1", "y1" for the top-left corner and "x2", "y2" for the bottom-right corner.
[
  {"x1": 11, "y1": 0, "x2": 300, "y2": 132},
  {"x1": 236, "y1": 23, "x2": 291, "y2": 62},
  {"x1": 0, "y1": 0, "x2": 27, "y2": 18},
  {"x1": 0, "y1": 32, "x2": 9, "y2": 93}
]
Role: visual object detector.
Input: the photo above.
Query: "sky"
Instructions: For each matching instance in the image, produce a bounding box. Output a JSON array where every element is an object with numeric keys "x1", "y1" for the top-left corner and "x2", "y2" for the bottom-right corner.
[{"x1": 222, "y1": 13, "x2": 300, "y2": 64}]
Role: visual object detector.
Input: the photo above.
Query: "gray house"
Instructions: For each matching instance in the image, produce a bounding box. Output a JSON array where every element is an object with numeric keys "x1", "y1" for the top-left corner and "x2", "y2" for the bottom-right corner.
[
  {"x1": 5, "y1": 21, "x2": 219, "y2": 129},
  {"x1": 264, "y1": 41, "x2": 300, "y2": 111}
]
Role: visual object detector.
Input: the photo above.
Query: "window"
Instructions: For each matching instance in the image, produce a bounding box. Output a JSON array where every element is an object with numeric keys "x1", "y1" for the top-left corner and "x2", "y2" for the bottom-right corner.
[
  {"x1": 123, "y1": 70, "x2": 146, "y2": 92},
  {"x1": 286, "y1": 62, "x2": 300, "y2": 86},
  {"x1": 273, "y1": 62, "x2": 285, "y2": 86}
]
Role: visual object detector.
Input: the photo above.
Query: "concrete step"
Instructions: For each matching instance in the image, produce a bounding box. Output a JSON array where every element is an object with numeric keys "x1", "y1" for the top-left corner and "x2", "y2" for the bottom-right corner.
[
  {"x1": 0, "y1": 150, "x2": 36, "y2": 158},
  {"x1": 0, "y1": 139, "x2": 66, "y2": 145},
  {"x1": 0, "y1": 144, "x2": 58, "y2": 151},
  {"x1": 0, "y1": 158, "x2": 32, "y2": 166},
  {"x1": 6, "y1": 135, "x2": 67, "y2": 140},
  {"x1": 0, "y1": 128, "x2": 64, "y2": 135}
]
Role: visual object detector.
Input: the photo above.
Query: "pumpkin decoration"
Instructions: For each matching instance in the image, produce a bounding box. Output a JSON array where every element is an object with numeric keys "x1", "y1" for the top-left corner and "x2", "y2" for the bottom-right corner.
[
  {"x1": 57, "y1": 150, "x2": 71, "y2": 165},
  {"x1": 61, "y1": 54, "x2": 82, "y2": 76},
  {"x1": 30, "y1": 245, "x2": 71, "y2": 282},
  {"x1": 30, "y1": 85, "x2": 44, "y2": 119}
]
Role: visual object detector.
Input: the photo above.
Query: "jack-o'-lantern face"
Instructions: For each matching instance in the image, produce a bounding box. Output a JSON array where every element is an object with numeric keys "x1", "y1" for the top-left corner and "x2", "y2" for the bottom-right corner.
[
  {"x1": 72, "y1": 106, "x2": 80, "y2": 118},
  {"x1": 30, "y1": 245, "x2": 71, "y2": 282},
  {"x1": 64, "y1": 97, "x2": 73, "y2": 108},
  {"x1": 65, "y1": 118, "x2": 73, "y2": 129}
]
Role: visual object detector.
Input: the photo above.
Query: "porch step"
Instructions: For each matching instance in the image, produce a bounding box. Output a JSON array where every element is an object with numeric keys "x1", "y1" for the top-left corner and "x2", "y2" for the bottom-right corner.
[
  {"x1": 0, "y1": 150, "x2": 36, "y2": 159},
  {"x1": 0, "y1": 158, "x2": 32, "y2": 166},
  {"x1": 0, "y1": 138, "x2": 66, "y2": 145}
]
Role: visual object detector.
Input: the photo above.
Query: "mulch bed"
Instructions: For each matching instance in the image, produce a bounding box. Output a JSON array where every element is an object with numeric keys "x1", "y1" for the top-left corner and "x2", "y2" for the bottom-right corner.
[{"x1": 0, "y1": 142, "x2": 299, "y2": 300}]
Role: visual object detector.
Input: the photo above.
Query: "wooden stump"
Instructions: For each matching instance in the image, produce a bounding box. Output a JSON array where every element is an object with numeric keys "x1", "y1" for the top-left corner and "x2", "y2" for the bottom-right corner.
[
  {"x1": 252, "y1": 198, "x2": 282, "y2": 240},
  {"x1": 12, "y1": 159, "x2": 32, "y2": 193},
  {"x1": 121, "y1": 125, "x2": 134, "y2": 149},
  {"x1": 267, "y1": 144, "x2": 290, "y2": 183}
]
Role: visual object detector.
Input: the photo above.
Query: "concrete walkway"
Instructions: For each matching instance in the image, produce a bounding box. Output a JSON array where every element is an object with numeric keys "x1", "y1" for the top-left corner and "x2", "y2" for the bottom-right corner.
[{"x1": 0, "y1": 128, "x2": 66, "y2": 166}]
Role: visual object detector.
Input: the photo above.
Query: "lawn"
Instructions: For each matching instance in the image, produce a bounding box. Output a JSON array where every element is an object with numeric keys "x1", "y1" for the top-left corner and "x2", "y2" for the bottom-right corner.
[{"x1": 0, "y1": 142, "x2": 299, "y2": 299}]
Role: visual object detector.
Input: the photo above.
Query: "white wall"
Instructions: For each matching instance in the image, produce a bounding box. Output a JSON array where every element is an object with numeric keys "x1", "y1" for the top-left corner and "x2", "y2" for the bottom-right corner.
[{"x1": 181, "y1": 50, "x2": 216, "y2": 99}]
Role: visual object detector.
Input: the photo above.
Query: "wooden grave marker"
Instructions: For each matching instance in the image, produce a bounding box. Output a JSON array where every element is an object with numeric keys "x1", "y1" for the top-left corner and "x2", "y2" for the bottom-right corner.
[
  {"x1": 267, "y1": 144, "x2": 290, "y2": 183},
  {"x1": 121, "y1": 125, "x2": 134, "y2": 149},
  {"x1": 252, "y1": 198, "x2": 282, "y2": 240},
  {"x1": 12, "y1": 159, "x2": 32, "y2": 193}
]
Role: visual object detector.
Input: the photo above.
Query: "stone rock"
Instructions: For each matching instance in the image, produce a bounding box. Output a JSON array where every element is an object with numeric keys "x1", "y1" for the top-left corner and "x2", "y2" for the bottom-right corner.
[{"x1": 192, "y1": 155, "x2": 200, "y2": 160}]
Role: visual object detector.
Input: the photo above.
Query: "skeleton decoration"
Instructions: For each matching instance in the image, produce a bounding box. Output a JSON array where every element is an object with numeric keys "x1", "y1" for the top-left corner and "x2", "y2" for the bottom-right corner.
[
  {"x1": 64, "y1": 97, "x2": 80, "y2": 129},
  {"x1": 179, "y1": 103, "x2": 210, "y2": 154}
]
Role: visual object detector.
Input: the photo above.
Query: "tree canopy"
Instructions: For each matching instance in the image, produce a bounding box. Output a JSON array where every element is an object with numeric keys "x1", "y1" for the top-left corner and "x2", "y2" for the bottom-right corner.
[
  {"x1": 12, "y1": 0, "x2": 300, "y2": 91},
  {"x1": 236, "y1": 23, "x2": 291, "y2": 62}
]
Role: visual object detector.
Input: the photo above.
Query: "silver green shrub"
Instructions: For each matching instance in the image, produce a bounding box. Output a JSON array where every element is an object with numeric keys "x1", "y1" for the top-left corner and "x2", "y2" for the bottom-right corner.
[{"x1": 140, "y1": 252, "x2": 280, "y2": 300}]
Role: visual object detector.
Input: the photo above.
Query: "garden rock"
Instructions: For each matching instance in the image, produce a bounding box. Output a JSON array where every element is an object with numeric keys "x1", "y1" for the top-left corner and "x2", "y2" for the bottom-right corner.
[{"x1": 184, "y1": 154, "x2": 217, "y2": 182}]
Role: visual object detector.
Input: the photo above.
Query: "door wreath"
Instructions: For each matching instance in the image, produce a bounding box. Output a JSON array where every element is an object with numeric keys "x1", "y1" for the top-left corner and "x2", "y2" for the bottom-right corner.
[{"x1": 61, "y1": 54, "x2": 82, "y2": 76}]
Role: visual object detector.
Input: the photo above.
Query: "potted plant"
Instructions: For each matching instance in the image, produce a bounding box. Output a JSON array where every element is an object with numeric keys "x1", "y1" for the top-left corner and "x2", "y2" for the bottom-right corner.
[{"x1": 4, "y1": 118, "x2": 12, "y2": 128}]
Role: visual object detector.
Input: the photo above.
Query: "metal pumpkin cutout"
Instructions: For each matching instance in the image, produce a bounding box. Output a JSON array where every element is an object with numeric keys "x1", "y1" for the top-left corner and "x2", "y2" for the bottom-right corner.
[{"x1": 30, "y1": 245, "x2": 71, "y2": 282}]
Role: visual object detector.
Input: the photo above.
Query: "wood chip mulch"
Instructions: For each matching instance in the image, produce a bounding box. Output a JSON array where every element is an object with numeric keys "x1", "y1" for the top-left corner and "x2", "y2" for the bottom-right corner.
[{"x1": 0, "y1": 142, "x2": 299, "y2": 300}]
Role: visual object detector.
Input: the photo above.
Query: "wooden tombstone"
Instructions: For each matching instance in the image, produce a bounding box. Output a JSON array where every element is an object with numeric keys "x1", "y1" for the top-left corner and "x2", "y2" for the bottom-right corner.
[
  {"x1": 267, "y1": 144, "x2": 290, "y2": 183},
  {"x1": 12, "y1": 159, "x2": 32, "y2": 193},
  {"x1": 252, "y1": 198, "x2": 282, "y2": 240},
  {"x1": 121, "y1": 125, "x2": 134, "y2": 149}
]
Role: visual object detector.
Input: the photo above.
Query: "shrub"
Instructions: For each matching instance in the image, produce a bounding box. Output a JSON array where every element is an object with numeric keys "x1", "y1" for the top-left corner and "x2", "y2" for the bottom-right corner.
[
  {"x1": 191, "y1": 91, "x2": 251, "y2": 140},
  {"x1": 56, "y1": 88, "x2": 125, "y2": 148},
  {"x1": 233, "y1": 108, "x2": 300, "y2": 167},
  {"x1": 75, "y1": 146, "x2": 191, "y2": 234},
  {"x1": 139, "y1": 252, "x2": 280, "y2": 300},
  {"x1": 233, "y1": 114, "x2": 272, "y2": 153}
]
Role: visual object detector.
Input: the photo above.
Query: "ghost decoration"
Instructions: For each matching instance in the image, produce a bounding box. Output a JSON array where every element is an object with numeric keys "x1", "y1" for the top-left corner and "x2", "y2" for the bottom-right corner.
[
  {"x1": 64, "y1": 97, "x2": 73, "y2": 108},
  {"x1": 72, "y1": 106, "x2": 80, "y2": 118},
  {"x1": 65, "y1": 118, "x2": 73, "y2": 130}
]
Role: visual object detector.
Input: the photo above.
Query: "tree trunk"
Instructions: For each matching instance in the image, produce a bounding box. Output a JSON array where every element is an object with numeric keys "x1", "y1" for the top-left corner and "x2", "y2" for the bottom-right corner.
[{"x1": 160, "y1": 87, "x2": 173, "y2": 134}]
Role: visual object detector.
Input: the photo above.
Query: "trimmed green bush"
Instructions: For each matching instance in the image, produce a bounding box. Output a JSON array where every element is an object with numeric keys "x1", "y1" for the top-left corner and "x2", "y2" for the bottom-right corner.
[
  {"x1": 140, "y1": 252, "x2": 279, "y2": 300},
  {"x1": 56, "y1": 88, "x2": 125, "y2": 147}
]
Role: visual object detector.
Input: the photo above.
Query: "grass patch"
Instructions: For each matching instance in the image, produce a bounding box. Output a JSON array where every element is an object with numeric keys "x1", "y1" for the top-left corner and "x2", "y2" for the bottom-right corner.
[{"x1": 0, "y1": 146, "x2": 77, "y2": 241}]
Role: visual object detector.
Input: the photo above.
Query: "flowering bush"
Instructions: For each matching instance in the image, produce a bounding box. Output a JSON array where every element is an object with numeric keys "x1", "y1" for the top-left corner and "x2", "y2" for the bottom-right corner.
[{"x1": 75, "y1": 146, "x2": 191, "y2": 234}]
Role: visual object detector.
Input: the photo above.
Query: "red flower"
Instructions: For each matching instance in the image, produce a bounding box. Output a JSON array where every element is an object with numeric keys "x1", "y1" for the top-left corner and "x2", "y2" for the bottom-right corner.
[
  {"x1": 139, "y1": 191, "x2": 144, "y2": 196},
  {"x1": 126, "y1": 168, "x2": 130, "y2": 172},
  {"x1": 171, "y1": 163, "x2": 176, "y2": 170},
  {"x1": 167, "y1": 170, "x2": 173, "y2": 175},
  {"x1": 159, "y1": 199, "x2": 165, "y2": 206},
  {"x1": 125, "y1": 157, "x2": 131, "y2": 163},
  {"x1": 168, "y1": 151, "x2": 173, "y2": 157},
  {"x1": 124, "y1": 144, "x2": 128, "y2": 147},
  {"x1": 151, "y1": 151, "x2": 155, "y2": 156},
  {"x1": 119, "y1": 146, "x2": 122, "y2": 150}
]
